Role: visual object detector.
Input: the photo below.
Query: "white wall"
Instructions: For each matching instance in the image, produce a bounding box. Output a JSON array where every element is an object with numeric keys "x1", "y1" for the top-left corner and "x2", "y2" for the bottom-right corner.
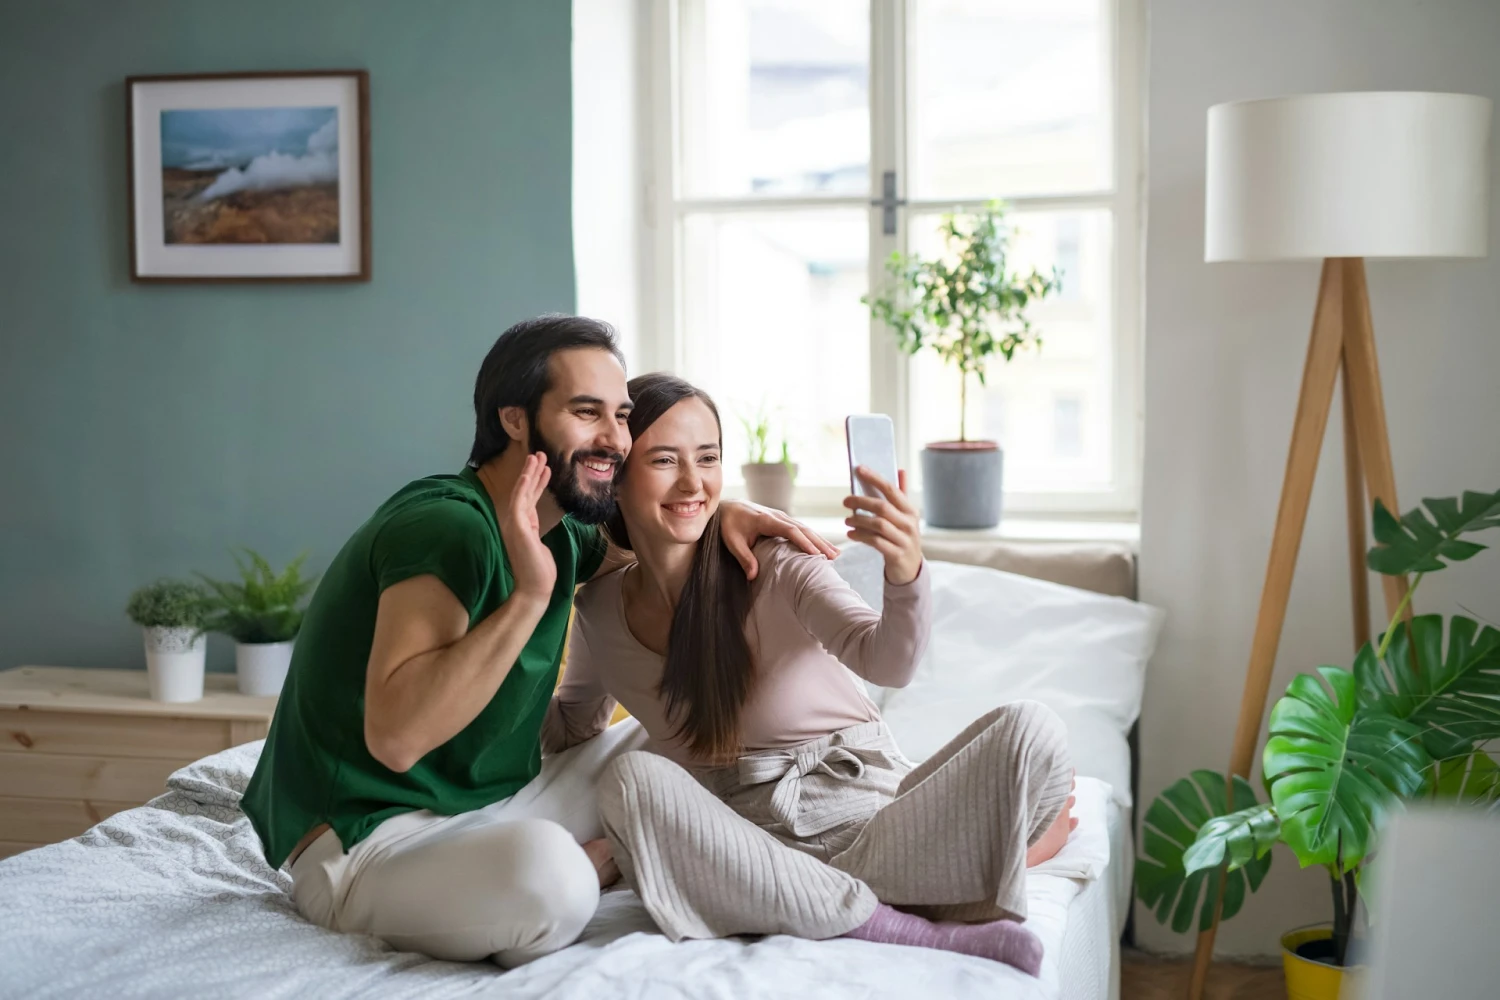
[
  {"x1": 572, "y1": 0, "x2": 646, "y2": 366},
  {"x1": 1139, "y1": 0, "x2": 1500, "y2": 958}
]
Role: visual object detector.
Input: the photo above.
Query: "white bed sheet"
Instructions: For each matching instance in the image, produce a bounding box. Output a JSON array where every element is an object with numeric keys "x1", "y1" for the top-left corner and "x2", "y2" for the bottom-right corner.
[
  {"x1": 1055, "y1": 796, "x2": 1132, "y2": 1000},
  {"x1": 0, "y1": 742, "x2": 1127, "y2": 1000}
]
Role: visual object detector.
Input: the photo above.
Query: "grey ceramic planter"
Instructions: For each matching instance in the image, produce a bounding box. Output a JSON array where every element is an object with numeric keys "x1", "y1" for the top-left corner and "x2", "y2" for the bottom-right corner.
[
  {"x1": 920, "y1": 442, "x2": 1003, "y2": 529},
  {"x1": 742, "y1": 463, "x2": 797, "y2": 514}
]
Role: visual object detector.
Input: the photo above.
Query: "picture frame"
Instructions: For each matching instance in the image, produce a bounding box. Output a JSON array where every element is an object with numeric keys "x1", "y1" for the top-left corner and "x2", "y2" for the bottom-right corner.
[{"x1": 126, "y1": 70, "x2": 370, "y2": 283}]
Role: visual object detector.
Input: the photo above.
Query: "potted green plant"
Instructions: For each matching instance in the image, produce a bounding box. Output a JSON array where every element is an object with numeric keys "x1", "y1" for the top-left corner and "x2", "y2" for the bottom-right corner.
[
  {"x1": 125, "y1": 579, "x2": 212, "y2": 703},
  {"x1": 738, "y1": 405, "x2": 798, "y2": 514},
  {"x1": 863, "y1": 202, "x2": 1059, "y2": 528},
  {"x1": 1136, "y1": 487, "x2": 1500, "y2": 999},
  {"x1": 199, "y1": 548, "x2": 318, "y2": 696}
]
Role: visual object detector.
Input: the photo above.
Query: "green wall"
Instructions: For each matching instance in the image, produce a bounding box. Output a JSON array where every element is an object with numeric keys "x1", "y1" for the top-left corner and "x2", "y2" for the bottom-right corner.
[{"x1": 0, "y1": 0, "x2": 576, "y2": 671}]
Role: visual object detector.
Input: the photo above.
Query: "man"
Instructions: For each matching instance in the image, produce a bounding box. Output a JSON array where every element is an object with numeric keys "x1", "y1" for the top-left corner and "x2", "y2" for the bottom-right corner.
[{"x1": 242, "y1": 315, "x2": 835, "y2": 967}]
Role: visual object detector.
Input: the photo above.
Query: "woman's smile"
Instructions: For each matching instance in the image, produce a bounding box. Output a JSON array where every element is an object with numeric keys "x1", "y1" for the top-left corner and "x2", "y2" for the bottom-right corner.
[{"x1": 662, "y1": 500, "x2": 705, "y2": 518}]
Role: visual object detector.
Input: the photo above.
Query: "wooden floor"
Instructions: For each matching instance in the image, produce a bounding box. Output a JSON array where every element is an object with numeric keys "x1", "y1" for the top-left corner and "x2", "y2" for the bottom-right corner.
[{"x1": 1121, "y1": 951, "x2": 1285, "y2": 1000}]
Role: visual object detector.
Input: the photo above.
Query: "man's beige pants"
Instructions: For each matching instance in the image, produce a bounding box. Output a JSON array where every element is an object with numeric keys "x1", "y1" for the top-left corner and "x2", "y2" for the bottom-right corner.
[{"x1": 289, "y1": 718, "x2": 647, "y2": 967}]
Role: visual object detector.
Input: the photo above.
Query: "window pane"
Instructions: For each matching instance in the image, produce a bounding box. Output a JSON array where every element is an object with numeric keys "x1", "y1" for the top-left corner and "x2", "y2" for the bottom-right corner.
[
  {"x1": 910, "y1": 0, "x2": 1109, "y2": 199},
  {"x1": 681, "y1": 210, "x2": 869, "y2": 486},
  {"x1": 1053, "y1": 396, "x2": 1084, "y2": 457},
  {"x1": 679, "y1": 0, "x2": 870, "y2": 198},
  {"x1": 905, "y1": 209, "x2": 1113, "y2": 492}
]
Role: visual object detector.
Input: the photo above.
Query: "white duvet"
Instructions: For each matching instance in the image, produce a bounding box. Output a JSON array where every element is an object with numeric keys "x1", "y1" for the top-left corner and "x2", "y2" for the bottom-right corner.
[{"x1": 0, "y1": 741, "x2": 1113, "y2": 1000}]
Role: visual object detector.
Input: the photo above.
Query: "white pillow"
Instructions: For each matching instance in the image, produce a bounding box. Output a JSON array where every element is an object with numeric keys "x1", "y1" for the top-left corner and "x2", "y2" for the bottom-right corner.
[{"x1": 833, "y1": 546, "x2": 1164, "y2": 807}]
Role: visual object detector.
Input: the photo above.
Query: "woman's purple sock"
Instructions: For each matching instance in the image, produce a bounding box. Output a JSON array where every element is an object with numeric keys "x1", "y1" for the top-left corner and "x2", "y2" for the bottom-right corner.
[{"x1": 842, "y1": 903, "x2": 1044, "y2": 977}]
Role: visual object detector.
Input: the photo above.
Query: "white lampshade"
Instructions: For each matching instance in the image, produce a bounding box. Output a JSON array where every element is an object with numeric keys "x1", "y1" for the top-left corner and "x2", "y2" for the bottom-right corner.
[{"x1": 1206, "y1": 91, "x2": 1492, "y2": 261}]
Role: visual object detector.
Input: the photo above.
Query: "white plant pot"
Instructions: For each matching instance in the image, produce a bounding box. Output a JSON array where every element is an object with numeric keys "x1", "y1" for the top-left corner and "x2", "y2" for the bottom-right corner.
[
  {"x1": 142, "y1": 627, "x2": 206, "y2": 703},
  {"x1": 235, "y1": 640, "x2": 294, "y2": 697}
]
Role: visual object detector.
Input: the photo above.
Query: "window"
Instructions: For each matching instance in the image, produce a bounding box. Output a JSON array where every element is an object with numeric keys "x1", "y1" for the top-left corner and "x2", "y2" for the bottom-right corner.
[
  {"x1": 642, "y1": 0, "x2": 1142, "y2": 516},
  {"x1": 1053, "y1": 396, "x2": 1084, "y2": 457}
]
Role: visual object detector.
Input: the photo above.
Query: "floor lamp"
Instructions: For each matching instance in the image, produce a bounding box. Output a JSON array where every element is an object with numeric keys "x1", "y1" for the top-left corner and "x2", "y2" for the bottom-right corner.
[{"x1": 1187, "y1": 91, "x2": 1492, "y2": 997}]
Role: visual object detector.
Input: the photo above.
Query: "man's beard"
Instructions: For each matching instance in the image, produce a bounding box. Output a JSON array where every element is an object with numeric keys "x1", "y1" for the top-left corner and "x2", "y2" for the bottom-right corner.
[{"x1": 529, "y1": 425, "x2": 621, "y2": 525}]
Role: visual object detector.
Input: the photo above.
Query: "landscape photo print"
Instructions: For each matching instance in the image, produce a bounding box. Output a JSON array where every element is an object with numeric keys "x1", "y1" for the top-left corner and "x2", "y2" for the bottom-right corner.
[
  {"x1": 128, "y1": 71, "x2": 369, "y2": 281},
  {"x1": 161, "y1": 106, "x2": 340, "y2": 245}
]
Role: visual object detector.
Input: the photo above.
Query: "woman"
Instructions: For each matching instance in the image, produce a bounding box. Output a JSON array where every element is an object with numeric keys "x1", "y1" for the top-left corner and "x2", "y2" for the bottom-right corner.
[{"x1": 543, "y1": 374, "x2": 1075, "y2": 975}]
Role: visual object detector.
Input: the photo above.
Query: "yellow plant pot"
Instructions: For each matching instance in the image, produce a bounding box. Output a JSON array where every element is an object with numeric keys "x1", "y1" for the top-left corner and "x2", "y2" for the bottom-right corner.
[{"x1": 1281, "y1": 925, "x2": 1365, "y2": 1000}]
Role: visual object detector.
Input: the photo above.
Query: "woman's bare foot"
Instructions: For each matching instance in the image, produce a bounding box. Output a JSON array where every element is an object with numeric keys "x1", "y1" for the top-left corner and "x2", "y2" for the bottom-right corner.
[
  {"x1": 582, "y1": 837, "x2": 621, "y2": 888},
  {"x1": 1026, "y1": 772, "x2": 1079, "y2": 867}
]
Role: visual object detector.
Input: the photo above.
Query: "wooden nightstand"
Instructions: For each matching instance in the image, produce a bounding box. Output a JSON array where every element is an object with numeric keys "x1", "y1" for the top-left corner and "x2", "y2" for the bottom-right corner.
[{"x1": 0, "y1": 666, "x2": 276, "y2": 860}]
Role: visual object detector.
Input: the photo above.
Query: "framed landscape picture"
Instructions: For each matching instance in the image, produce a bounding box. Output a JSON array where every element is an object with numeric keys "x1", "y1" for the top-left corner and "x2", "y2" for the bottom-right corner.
[{"x1": 127, "y1": 70, "x2": 370, "y2": 282}]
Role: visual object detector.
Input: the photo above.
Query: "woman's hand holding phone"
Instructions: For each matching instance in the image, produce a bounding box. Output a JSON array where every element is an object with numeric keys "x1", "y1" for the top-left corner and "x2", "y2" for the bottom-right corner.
[{"x1": 843, "y1": 467, "x2": 924, "y2": 586}]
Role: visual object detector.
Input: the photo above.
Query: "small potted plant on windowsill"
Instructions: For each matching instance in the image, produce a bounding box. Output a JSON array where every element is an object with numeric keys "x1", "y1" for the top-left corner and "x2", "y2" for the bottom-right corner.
[
  {"x1": 864, "y1": 202, "x2": 1059, "y2": 529},
  {"x1": 1136, "y1": 488, "x2": 1500, "y2": 1000},
  {"x1": 199, "y1": 548, "x2": 318, "y2": 697},
  {"x1": 739, "y1": 405, "x2": 798, "y2": 514},
  {"x1": 126, "y1": 579, "x2": 212, "y2": 703}
]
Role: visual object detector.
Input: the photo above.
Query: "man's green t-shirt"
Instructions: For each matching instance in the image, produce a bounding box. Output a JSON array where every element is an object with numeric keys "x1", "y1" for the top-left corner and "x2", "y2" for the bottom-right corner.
[{"x1": 241, "y1": 467, "x2": 607, "y2": 870}]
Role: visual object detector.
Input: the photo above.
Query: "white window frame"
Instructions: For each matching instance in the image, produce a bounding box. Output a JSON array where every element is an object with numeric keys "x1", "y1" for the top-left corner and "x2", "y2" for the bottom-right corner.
[{"x1": 638, "y1": 0, "x2": 1144, "y2": 520}]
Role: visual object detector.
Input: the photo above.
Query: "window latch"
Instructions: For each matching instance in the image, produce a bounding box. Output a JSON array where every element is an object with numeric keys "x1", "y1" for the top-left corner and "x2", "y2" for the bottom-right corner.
[{"x1": 870, "y1": 170, "x2": 907, "y2": 236}]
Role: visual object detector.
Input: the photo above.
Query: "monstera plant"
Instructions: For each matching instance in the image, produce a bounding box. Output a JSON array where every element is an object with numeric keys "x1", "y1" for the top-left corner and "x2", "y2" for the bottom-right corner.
[{"x1": 1136, "y1": 487, "x2": 1500, "y2": 968}]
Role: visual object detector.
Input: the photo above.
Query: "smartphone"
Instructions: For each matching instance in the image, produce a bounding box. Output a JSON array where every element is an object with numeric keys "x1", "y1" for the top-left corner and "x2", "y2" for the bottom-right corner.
[{"x1": 845, "y1": 414, "x2": 899, "y2": 508}]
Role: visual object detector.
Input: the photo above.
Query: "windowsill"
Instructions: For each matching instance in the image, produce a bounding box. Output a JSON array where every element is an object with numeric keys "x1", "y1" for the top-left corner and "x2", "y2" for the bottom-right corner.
[{"x1": 798, "y1": 514, "x2": 1140, "y2": 549}]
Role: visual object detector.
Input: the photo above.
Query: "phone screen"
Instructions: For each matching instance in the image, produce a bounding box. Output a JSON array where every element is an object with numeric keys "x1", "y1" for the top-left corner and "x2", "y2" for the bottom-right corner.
[{"x1": 845, "y1": 414, "x2": 898, "y2": 501}]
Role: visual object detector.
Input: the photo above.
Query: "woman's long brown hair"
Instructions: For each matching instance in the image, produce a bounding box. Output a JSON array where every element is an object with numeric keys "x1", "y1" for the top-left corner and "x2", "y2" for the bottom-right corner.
[{"x1": 605, "y1": 373, "x2": 755, "y2": 763}]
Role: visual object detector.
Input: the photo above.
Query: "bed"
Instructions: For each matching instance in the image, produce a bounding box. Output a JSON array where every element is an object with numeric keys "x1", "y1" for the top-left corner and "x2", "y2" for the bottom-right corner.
[{"x1": 0, "y1": 540, "x2": 1160, "y2": 1000}]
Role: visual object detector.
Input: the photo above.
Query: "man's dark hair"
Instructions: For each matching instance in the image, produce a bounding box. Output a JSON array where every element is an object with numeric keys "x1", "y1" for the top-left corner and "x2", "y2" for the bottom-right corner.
[{"x1": 467, "y1": 315, "x2": 625, "y2": 467}]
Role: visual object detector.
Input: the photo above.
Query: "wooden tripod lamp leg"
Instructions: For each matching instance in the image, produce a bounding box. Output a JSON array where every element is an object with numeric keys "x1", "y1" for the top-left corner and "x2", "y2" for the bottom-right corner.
[
  {"x1": 1342, "y1": 356, "x2": 1372, "y2": 651},
  {"x1": 1186, "y1": 259, "x2": 1348, "y2": 998},
  {"x1": 1339, "y1": 257, "x2": 1410, "y2": 622}
]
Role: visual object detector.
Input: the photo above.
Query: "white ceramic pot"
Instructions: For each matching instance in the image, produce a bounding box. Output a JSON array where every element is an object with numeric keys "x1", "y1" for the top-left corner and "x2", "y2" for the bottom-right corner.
[
  {"x1": 235, "y1": 640, "x2": 294, "y2": 697},
  {"x1": 142, "y1": 627, "x2": 207, "y2": 703}
]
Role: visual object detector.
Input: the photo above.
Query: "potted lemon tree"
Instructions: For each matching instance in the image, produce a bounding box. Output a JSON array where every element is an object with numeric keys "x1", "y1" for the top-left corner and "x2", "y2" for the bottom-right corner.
[
  {"x1": 199, "y1": 549, "x2": 318, "y2": 697},
  {"x1": 126, "y1": 578, "x2": 212, "y2": 702},
  {"x1": 1136, "y1": 488, "x2": 1500, "y2": 999},
  {"x1": 864, "y1": 203, "x2": 1059, "y2": 528}
]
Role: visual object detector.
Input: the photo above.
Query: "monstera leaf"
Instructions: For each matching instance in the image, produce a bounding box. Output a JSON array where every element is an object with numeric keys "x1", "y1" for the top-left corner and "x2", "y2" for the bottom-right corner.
[
  {"x1": 1137, "y1": 771, "x2": 1273, "y2": 933},
  {"x1": 1367, "y1": 489, "x2": 1500, "y2": 576},
  {"x1": 1354, "y1": 614, "x2": 1500, "y2": 759},
  {"x1": 1183, "y1": 801, "x2": 1281, "y2": 875},
  {"x1": 1264, "y1": 667, "x2": 1431, "y2": 868},
  {"x1": 1435, "y1": 749, "x2": 1500, "y2": 806}
]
